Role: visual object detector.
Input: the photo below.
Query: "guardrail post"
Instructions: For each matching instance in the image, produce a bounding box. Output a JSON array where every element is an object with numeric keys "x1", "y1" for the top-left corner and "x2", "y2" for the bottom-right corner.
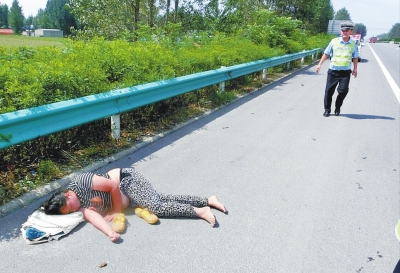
[
  {"x1": 219, "y1": 66, "x2": 225, "y2": 93},
  {"x1": 262, "y1": 69, "x2": 267, "y2": 83},
  {"x1": 301, "y1": 50, "x2": 305, "y2": 64},
  {"x1": 111, "y1": 115, "x2": 120, "y2": 139},
  {"x1": 287, "y1": 62, "x2": 290, "y2": 70}
]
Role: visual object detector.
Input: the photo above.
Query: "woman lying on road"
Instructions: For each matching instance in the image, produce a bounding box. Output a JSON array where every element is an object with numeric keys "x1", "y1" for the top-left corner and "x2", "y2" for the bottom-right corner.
[{"x1": 42, "y1": 167, "x2": 227, "y2": 242}]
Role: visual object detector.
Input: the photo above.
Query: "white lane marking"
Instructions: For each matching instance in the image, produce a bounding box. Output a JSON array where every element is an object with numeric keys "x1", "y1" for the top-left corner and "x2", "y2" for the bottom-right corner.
[{"x1": 368, "y1": 44, "x2": 400, "y2": 103}]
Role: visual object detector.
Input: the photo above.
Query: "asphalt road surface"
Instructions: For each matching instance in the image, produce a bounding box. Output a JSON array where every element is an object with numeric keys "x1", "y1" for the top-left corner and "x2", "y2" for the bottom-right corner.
[{"x1": 0, "y1": 43, "x2": 399, "y2": 273}]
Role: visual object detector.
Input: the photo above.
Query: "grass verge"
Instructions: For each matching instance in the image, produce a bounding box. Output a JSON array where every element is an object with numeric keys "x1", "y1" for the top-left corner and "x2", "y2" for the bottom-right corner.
[{"x1": 0, "y1": 35, "x2": 65, "y2": 48}]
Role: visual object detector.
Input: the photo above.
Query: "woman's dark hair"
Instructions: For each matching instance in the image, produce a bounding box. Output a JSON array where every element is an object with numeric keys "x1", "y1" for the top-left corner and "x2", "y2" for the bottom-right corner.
[{"x1": 41, "y1": 191, "x2": 67, "y2": 215}]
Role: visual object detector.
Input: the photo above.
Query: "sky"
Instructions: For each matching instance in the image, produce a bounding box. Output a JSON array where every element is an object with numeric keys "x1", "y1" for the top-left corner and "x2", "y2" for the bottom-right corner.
[
  {"x1": 1, "y1": 0, "x2": 399, "y2": 36},
  {"x1": 1, "y1": 0, "x2": 47, "y2": 17},
  {"x1": 330, "y1": 0, "x2": 399, "y2": 35}
]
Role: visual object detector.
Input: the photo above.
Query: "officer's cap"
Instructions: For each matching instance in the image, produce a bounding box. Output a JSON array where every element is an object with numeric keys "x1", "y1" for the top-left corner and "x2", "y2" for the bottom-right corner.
[{"x1": 340, "y1": 22, "x2": 354, "y2": 30}]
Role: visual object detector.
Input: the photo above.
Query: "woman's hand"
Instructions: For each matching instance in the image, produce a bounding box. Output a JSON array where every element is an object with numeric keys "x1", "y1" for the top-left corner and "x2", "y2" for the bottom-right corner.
[
  {"x1": 107, "y1": 230, "x2": 121, "y2": 242},
  {"x1": 81, "y1": 208, "x2": 121, "y2": 242},
  {"x1": 104, "y1": 212, "x2": 118, "y2": 222}
]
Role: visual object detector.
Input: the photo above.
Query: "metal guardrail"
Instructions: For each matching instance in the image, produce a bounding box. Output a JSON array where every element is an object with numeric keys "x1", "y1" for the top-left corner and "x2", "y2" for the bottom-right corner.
[{"x1": 0, "y1": 48, "x2": 322, "y2": 150}]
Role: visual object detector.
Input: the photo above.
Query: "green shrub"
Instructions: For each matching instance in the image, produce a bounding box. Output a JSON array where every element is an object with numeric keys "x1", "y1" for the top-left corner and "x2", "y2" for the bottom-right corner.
[{"x1": 37, "y1": 160, "x2": 61, "y2": 180}]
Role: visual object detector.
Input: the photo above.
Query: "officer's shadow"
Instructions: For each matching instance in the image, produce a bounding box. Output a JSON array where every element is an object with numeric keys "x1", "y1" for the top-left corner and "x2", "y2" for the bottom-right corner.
[{"x1": 340, "y1": 113, "x2": 395, "y2": 120}]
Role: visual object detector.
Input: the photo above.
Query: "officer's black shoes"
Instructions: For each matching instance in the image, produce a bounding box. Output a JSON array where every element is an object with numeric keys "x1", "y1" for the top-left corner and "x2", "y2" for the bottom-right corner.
[{"x1": 323, "y1": 109, "x2": 339, "y2": 117}]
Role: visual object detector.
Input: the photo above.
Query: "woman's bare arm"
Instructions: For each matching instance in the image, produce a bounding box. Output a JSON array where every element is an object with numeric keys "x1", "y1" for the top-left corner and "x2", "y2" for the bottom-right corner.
[
  {"x1": 91, "y1": 174, "x2": 123, "y2": 214},
  {"x1": 80, "y1": 208, "x2": 120, "y2": 242}
]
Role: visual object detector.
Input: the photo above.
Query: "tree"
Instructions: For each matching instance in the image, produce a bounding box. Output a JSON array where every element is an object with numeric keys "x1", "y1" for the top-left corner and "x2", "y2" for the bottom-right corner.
[
  {"x1": 376, "y1": 32, "x2": 388, "y2": 40},
  {"x1": 221, "y1": 0, "x2": 333, "y2": 33},
  {"x1": 354, "y1": 23, "x2": 367, "y2": 39},
  {"x1": 35, "y1": 8, "x2": 50, "y2": 29},
  {"x1": 45, "y1": 0, "x2": 77, "y2": 35},
  {"x1": 25, "y1": 15, "x2": 33, "y2": 25},
  {"x1": 68, "y1": 0, "x2": 139, "y2": 40},
  {"x1": 0, "y1": 4, "x2": 9, "y2": 28},
  {"x1": 134, "y1": 0, "x2": 140, "y2": 27},
  {"x1": 313, "y1": 0, "x2": 334, "y2": 33},
  {"x1": 143, "y1": 0, "x2": 156, "y2": 27},
  {"x1": 65, "y1": 0, "x2": 338, "y2": 40},
  {"x1": 334, "y1": 7, "x2": 351, "y2": 21},
  {"x1": 24, "y1": 15, "x2": 34, "y2": 30},
  {"x1": 173, "y1": 0, "x2": 180, "y2": 23},
  {"x1": 165, "y1": 0, "x2": 171, "y2": 23},
  {"x1": 223, "y1": 0, "x2": 252, "y2": 24},
  {"x1": 388, "y1": 22, "x2": 400, "y2": 41},
  {"x1": 203, "y1": 0, "x2": 227, "y2": 32},
  {"x1": 9, "y1": 0, "x2": 24, "y2": 34},
  {"x1": 174, "y1": 0, "x2": 208, "y2": 32}
]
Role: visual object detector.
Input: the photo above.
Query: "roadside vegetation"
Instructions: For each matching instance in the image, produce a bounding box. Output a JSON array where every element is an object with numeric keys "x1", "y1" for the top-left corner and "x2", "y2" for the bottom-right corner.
[
  {"x1": 376, "y1": 23, "x2": 400, "y2": 43},
  {"x1": 0, "y1": 34, "x2": 330, "y2": 204}
]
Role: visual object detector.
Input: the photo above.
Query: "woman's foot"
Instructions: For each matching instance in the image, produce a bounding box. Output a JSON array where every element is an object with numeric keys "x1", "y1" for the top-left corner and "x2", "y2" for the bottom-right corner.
[
  {"x1": 194, "y1": 206, "x2": 216, "y2": 227},
  {"x1": 207, "y1": 196, "x2": 227, "y2": 213}
]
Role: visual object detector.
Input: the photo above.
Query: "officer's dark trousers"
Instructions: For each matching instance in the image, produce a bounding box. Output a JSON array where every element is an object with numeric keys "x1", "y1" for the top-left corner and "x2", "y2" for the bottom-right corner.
[{"x1": 324, "y1": 69, "x2": 352, "y2": 110}]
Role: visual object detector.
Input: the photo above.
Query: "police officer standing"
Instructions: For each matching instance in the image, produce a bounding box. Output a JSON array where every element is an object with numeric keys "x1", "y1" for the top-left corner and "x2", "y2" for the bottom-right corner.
[{"x1": 316, "y1": 22, "x2": 359, "y2": 117}]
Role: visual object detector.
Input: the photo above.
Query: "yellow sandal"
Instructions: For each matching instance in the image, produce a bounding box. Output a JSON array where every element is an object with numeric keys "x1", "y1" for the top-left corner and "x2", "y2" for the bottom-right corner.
[
  {"x1": 111, "y1": 213, "x2": 126, "y2": 233},
  {"x1": 134, "y1": 207, "x2": 159, "y2": 224}
]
